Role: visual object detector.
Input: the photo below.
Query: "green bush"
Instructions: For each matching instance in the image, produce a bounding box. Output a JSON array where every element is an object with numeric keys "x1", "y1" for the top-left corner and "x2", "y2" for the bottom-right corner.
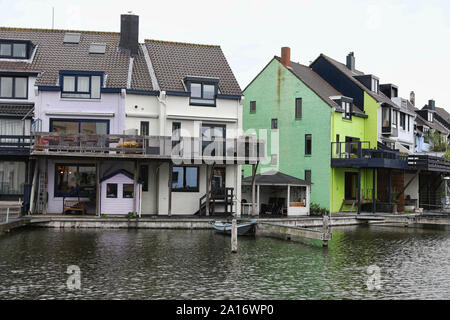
[
  {"x1": 126, "y1": 212, "x2": 137, "y2": 219},
  {"x1": 310, "y1": 203, "x2": 329, "y2": 216}
]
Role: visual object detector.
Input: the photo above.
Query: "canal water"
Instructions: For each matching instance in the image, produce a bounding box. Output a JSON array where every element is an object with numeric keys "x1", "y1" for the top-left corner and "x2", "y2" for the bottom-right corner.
[{"x1": 0, "y1": 225, "x2": 449, "y2": 300}]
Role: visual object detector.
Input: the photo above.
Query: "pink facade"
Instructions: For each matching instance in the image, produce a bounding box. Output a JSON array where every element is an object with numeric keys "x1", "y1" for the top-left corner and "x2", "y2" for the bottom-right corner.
[{"x1": 100, "y1": 172, "x2": 141, "y2": 215}]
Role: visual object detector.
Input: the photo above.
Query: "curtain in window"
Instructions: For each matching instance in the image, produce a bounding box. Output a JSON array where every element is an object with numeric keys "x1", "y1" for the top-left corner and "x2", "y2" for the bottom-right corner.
[
  {"x1": 0, "y1": 119, "x2": 23, "y2": 135},
  {"x1": 0, "y1": 161, "x2": 26, "y2": 195}
]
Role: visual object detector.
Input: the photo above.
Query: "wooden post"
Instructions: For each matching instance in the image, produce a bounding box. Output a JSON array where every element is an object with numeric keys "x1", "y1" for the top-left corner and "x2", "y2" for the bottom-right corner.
[
  {"x1": 205, "y1": 165, "x2": 210, "y2": 216},
  {"x1": 286, "y1": 185, "x2": 290, "y2": 216},
  {"x1": 43, "y1": 157, "x2": 48, "y2": 215},
  {"x1": 251, "y1": 162, "x2": 259, "y2": 216},
  {"x1": 388, "y1": 169, "x2": 392, "y2": 204},
  {"x1": 372, "y1": 168, "x2": 376, "y2": 214},
  {"x1": 322, "y1": 215, "x2": 330, "y2": 247},
  {"x1": 29, "y1": 160, "x2": 38, "y2": 215},
  {"x1": 357, "y1": 168, "x2": 361, "y2": 214},
  {"x1": 133, "y1": 160, "x2": 139, "y2": 214},
  {"x1": 96, "y1": 161, "x2": 100, "y2": 217},
  {"x1": 168, "y1": 162, "x2": 173, "y2": 216},
  {"x1": 231, "y1": 218, "x2": 237, "y2": 253}
]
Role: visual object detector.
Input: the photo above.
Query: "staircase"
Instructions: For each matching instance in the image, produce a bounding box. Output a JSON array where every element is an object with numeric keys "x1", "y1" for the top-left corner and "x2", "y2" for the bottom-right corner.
[{"x1": 194, "y1": 188, "x2": 234, "y2": 216}]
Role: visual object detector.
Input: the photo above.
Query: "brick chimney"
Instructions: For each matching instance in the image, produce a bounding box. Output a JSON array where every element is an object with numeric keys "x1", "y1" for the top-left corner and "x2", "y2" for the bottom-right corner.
[
  {"x1": 119, "y1": 13, "x2": 139, "y2": 56},
  {"x1": 346, "y1": 52, "x2": 355, "y2": 71},
  {"x1": 281, "y1": 47, "x2": 290, "y2": 68},
  {"x1": 410, "y1": 91, "x2": 415, "y2": 106},
  {"x1": 428, "y1": 99, "x2": 436, "y2": 110}
]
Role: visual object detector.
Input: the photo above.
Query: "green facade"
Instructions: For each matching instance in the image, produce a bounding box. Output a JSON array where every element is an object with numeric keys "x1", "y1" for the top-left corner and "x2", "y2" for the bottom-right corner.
[
  {"x1": 243, "y1": 58, "x2": 332, "y2": 209},
  {"x1": 243, "y1": 58, "x2": 381, "y2": 213}
]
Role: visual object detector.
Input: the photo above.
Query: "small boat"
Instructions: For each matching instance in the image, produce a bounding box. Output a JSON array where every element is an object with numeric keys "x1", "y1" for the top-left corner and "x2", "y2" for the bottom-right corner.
[{"x1": 210, "y1": 220, "x2": 258, "y2": 236}]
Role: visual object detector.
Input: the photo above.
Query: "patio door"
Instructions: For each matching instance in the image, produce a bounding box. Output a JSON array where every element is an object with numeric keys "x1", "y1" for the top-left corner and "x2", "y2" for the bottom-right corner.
[
  {"x1": 345, "y1": 172, "x2": 358, "y2": 200},
  {"x1": 211, "y1": 167, "x2": 226, "y2": 198}
]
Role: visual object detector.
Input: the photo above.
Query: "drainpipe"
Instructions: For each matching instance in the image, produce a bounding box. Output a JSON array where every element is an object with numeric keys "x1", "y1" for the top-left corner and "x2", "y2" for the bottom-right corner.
[{"x1": 157, "y1": 91, "x2": 167, "y2": 154}]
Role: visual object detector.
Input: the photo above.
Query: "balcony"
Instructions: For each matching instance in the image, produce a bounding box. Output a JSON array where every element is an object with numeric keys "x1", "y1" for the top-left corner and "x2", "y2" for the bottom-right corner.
[
  {"x1": 30, "y1": 132, "x2": 265, "y2": 164},
  {"x1": 331, "y1": 141, "x2": 408, "y2": 169},
  {"x1": 0, "y1": 135, "x2": 31, "y2": 156},
  {"x1": 408, "y1": 154, "x2": 450, "y2": 173}
]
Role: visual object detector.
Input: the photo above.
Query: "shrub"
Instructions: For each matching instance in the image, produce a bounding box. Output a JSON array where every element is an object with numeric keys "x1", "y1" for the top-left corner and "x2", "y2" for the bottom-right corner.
[
  {"x1": 126, "y1": 212, "x2": 137, "y2": 219},
  {"x1": 310, "y1": 203, "x2": 329, "y2": 216}
]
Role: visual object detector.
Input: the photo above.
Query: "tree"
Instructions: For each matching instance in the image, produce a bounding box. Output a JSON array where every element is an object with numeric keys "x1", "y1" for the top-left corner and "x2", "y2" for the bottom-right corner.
[{"x1": 429, "y1": 129, "x2": 447, "y2": 152}]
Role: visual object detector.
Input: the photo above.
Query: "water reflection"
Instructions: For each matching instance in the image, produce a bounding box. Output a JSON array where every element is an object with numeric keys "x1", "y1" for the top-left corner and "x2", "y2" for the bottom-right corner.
[{"x1": 0, "y1": 225, "x2": 449, "y2": 299}]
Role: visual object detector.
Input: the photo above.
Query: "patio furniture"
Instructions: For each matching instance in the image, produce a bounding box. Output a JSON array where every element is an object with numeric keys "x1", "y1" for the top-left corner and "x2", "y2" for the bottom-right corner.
[{"x1": 63, "y1": 199, "x2": 86, "y2": 215}]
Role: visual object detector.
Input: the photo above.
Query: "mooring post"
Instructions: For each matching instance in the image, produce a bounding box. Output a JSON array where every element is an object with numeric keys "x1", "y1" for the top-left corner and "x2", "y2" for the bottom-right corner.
[
  {"x1": 6, "y1": 207, "x2": 9, "y2": 223},
  {"x1": 322, "y1": 215, "x2": 330, "y2": 247},
  {"x1": 231, "y1": 219, "x2": 238, "y2": 253}
]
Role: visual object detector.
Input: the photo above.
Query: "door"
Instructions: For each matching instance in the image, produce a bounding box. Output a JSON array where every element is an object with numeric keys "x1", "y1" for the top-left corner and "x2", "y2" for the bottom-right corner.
[
  {"x1": 211, "y1": 167, "x2": 226, "y2": 198},
  {"x1": 345, "y1": 172, "x2": 358, "y2": 200},
  {"x1": 140, "y1": 121, "x2": 149, "y2": 149}
]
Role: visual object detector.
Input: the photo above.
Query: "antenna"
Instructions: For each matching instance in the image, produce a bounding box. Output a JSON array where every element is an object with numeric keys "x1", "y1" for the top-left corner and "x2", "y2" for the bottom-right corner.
[{"x1": 52, "y1": 7, "x2": 54, "y2": 29}]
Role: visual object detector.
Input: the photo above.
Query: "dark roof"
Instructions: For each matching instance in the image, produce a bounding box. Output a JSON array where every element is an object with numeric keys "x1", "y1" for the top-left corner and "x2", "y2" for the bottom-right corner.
[
  {"x1": 144, "y1": 40, "x2": 241, "y2": 95},
  {"x1": 242, "y1": 170, "x2": 310, "y2": 186},
  {"x1": 414, "y1": 112, "x2": 448, "y2": 134},
  {"x1": 313, "y1": 54, "x2": 397, "y2": 108},
  {"x1": 432, "y1": 106, "x2": 450, "y2": 126},
  {"x1": 0, "y1": 27, "x2": 151, "y2": 90},
  {"x1": 100, "y1": 169, "x2": 142, "y2": 183},
  {"x1": 0, "y1": 102, "x2": 34, "y2": 117}
]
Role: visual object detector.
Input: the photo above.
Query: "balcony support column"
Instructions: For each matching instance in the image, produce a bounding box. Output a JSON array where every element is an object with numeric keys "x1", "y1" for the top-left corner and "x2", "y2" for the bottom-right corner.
[
  {"x1": 372, "y1": 168, "x2": 376, "y2": 214},
  {"x1": 251, "y1": 162, "x2": 259, "y2": 216},
  {"x1": 357, "y1": 168, "x2": 361, "y2": 214},
  {"x1": 388, "y1": 169, "x2": 392, "y2": 204},
  {"x1": 168, "y1": 161, "x2": 173, "y2": 216}
]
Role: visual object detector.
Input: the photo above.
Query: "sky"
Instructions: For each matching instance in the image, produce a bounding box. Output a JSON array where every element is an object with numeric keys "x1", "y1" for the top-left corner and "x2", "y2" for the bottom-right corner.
[{"x1": 1, "y1": 0, "x2": 450, "y2": 110}]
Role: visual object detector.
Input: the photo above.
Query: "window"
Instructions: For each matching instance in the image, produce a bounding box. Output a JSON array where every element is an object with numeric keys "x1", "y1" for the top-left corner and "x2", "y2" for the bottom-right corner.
[
  {"x1": 60, "y1": 72, "x2": 103, "y2": 99},
  {"x1": 271, "y1": 118, "x2": 278, "y2": 129},
  {"x1": 172, "y1": 166, "x2": 199, "y2": 192},
  {"x1": 392, "y1": 110, "x2": 397, "y2": 128},
  {"x1": 201, "y1": 124, "x2": 225, "y2": 156},
  {"x1": 0, "y1": 161, "x2": 26, "y2": 195},
  {"x1": 0, "y1": 41, "x2": 30, "y2": 59},
  {"x1": 106, "y1": 183, "x2": 118, "y2": 198},
  {"x1": 123, "y1": 184, "x2": 134, "y2": 198},
  {"x1": 50, "y1": 119, "x2": 109, "y2": 135},
  {"x1": 0, "y1": 76, "x2": 28, "y2": 99},
  {"x1": 271, "y1": 154, "x2": 278, "y2": 166},
  {"x1": 187, "y1": 80, "x2": 218, "y2": 106},
  {"x1": 0, "y1": 119, "x2": 24, "y2": 135},
  {"x1": 336, "y1": 134, "x2": 340, "y2": 154},
  {"x1": 428, "y1": 112, "x2": 433, "y2": 122},
  {"x1": 140, "y1": 165, "x2": 149, "y2": 192},
  {"x1": 250, "y1": 101, "x2": 256, "y2": 113},
  {"x1": 400, "y1": 113, "x2": 406, "y2": 130},
  {"x1": 54, "y1": 164, "x2": 96, "y2": 197},
  {"x1": 407, "y1": 116, "x2": 410, "y2": 132},
  {"x1": 345, "y1": 172, "x2": 358, "y2": 200},
  {"x1": 305, "y1": 170, "x2": 311, "y2": 184},
  {"x1": 295, "y1": 98, "x2": 302, "y2": 119},
  {"x1": 382, "y1": 107, "x2": 390, "y2": 128},
  {"x1": 342, "y1": 101, "x2": 352, "y2": 120},
  {"x1": 305, "y1": 134, "x2": 312, "y2": 155}
]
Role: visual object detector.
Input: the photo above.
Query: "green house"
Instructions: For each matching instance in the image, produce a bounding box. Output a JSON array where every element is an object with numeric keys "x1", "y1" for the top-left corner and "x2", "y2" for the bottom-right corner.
[{"x1": 243, "y1": 48, "x2": 382, "y2": 213}]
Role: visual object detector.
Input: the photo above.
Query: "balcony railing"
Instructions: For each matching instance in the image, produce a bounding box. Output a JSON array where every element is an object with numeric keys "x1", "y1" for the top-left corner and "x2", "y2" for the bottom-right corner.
[
  {"x1": 30, "y1": 132, "x2": 265, "y2": 162},
  {"x1": 0, "y1": 135, "x2": 31, "y2": 155},
  {"x1": 408, "y1": 154, "x2": 450, "y2": 173},
  {"x1": 331, "y1": 141, "x2": 408, "y2": 169}
]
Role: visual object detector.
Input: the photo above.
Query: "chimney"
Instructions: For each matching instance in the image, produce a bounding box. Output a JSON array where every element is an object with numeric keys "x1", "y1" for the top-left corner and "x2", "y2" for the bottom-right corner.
[
  {"x1": 428, "y1": 99, "x2": 436, "y2": 110},
  {"x1": 281, "y1": 47, "x2": 290, "y2": 68},
  {"x1": 410, "y1": 91, "x2": 415, "y2": 106},
  {"x1": 119, "y1": 13, "x2": 139, "y2": 56},
  {"x1": 346, "y1": 52, "x2": 355, "y2": 71}
]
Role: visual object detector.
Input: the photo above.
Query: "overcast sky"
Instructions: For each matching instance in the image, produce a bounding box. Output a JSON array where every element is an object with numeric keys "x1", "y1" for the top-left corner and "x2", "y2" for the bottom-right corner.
[{"x1": 1, "y1": 0, "x2": 449, "y2": 110}]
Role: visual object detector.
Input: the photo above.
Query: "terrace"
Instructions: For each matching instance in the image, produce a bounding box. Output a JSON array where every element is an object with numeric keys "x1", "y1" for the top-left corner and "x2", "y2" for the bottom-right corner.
[
  {"x1": 30, "y1": 132, "x2": 265, "y2": 164},
  {"x1": 0, "y1": 135, "x2": 31, "y2": 156},
  {"x1": 331, "y1": 141, "x2": 408, "y2": 169}
]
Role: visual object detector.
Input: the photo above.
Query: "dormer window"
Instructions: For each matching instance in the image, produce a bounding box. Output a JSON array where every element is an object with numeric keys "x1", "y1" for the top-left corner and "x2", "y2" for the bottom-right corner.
[
  {"x1": 342, "y1": 101, "x2": 352, "y2": 120},
  {"x1": 60, "y1": 71, "x2": 103, "y2": 99},
  {"x1": 428, "y1": 111, "x2": 433, "y2": 122},
  {"x1": 0, "y1": 40, "x2": 31, "y2": 59},
  {"x1": 185, "y1": 77, "x2": 218, "y2": 107},
  {"x1": 371, "y1": 78, "x2": 379, "y2": 93}
]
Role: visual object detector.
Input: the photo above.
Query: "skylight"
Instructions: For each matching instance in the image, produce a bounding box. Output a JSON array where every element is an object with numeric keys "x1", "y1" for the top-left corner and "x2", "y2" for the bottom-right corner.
[
  {"x1": 89, "y1": 43, "x2": 106, "y2": 54},
  {"x1": 63, "y1": 33, "x2": 81, "y2": 44}
]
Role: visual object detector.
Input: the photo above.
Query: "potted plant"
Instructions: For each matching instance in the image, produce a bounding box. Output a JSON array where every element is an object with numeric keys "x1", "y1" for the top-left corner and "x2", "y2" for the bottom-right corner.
[{"x1": 117, "y1": 141, "x2": 143, "y2": 154}]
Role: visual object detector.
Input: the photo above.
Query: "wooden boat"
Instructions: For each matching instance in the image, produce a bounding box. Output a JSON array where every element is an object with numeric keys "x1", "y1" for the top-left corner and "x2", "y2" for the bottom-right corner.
[{"x1": 210, "y1": 220, "x2": 258, "y2": 236}]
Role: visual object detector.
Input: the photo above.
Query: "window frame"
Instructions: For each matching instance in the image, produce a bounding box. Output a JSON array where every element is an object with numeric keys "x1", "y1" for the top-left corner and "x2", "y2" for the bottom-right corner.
[
  {"x1": 122, "y1": 184, "x2": 134, "y2": 198},
  {"x1": 305, "y1": 134, "x2": 312, "y2": 155},
  {"x1": 250, "y1": 101, "x2": 256, "y2": 113},
  {"x1": 271, "y1": 118, "x2": 278, "y2": 130},
  {"x1": 0, "y1": 75, "x2": 28, "y2": 99},
  {"x1": 295, "y1": 98, "x2": 302, "y2": 119},
  {"x1": 0, "y1": 40, "x2": 30, "y2": 59},
  {"x1": 400, "y1": 112, "x2": 406, "y2": 130},
  {"x1": 139, "y1": 165, "x2": 149, "y2": 192},
  {"x1": 186, "y1": 79, "x2": 219, "y2": 107},
  {"x1": 59, "y1": 71, "x2": 103, "y2": 99},
  {"x1": 342, "y1": 101, "x2": 352, "y2": 120},
  {"x1": 54, "y1": 163, "x2": 96, "y2": 198},
  {"x1": 106, "y1": 183, "x2": 118, "y2": 198},
  {"x1": 172, "y1": 166, "x2": 200, "y2": 193}
]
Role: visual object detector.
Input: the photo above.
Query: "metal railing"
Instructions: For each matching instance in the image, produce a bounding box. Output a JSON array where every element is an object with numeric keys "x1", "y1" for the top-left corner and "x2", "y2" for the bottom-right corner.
[
  {"x1": 331, "y1": 141, "x2": 408, "y2": 162},
  {"x1": 0, "y1": 201, "x2": 23, "y2": 223},
  {"x1": 30, "y1": 132, "x2": 265, "y2": 161},
  {"x1": 0, "y1": 135, "x2": 32, "y2": 154}
]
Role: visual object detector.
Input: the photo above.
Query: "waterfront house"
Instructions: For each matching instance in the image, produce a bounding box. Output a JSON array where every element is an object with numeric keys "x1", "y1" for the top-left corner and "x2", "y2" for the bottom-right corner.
[
  {"x1": 0, "y1": 33, "x2": 38, "y2": 212},
  {"x1": 243, "y1": 47, "x2": 390, "y2": 214},
  {"x1": 310, "y1": 52, "x2": 409, "y2": 212},
  {"x1": 0, "y1": 14, "x2": 264, "y2": 216}
]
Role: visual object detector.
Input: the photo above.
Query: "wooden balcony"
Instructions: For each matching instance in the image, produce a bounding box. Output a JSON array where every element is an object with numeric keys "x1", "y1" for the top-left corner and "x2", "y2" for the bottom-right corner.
[
  {"x1": 30, "y1": 132, "x2": 265, "y2": 164},
  {"x1": 408, "y1": 154, "x2": 450, "y2": 173},
  {"x1": 331, "y1": 141, "x2": 408, "y2": 169},
  {"x1": 0, "y1": 135, "x2": 31, "y2": 156}
]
